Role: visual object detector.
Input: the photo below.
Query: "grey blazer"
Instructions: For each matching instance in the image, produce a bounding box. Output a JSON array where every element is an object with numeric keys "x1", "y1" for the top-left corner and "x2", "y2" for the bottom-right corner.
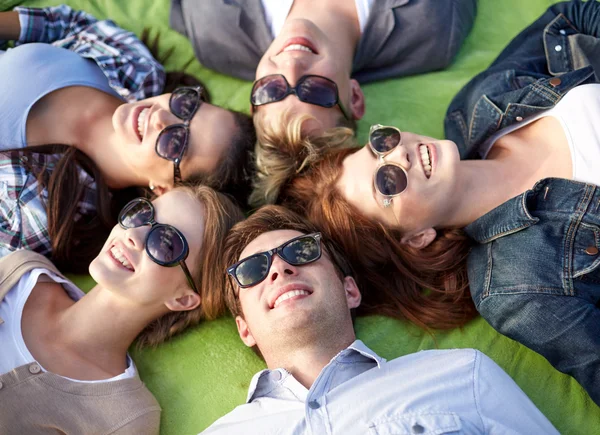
[{"x1": 170, "y1": 0, "x2": 477, "y2": 83}]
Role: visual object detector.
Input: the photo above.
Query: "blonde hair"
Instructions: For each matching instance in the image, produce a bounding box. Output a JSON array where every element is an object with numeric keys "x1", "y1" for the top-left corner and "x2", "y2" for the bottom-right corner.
[
  {"x1": 136, "y1": 184, "x2": 245, "y2": 348},
  {"x1": 250, "y1": 109, "x2": 357, "y2": 207}
]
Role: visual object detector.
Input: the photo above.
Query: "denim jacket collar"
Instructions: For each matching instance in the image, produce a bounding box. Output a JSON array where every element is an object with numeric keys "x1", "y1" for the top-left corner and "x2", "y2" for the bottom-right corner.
[{"x1": 463, "y1": 190, "x2": 539, "y2": 244}]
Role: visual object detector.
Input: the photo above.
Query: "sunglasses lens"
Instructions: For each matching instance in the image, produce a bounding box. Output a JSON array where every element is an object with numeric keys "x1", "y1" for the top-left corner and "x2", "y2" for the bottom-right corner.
[
  {"x1": 170, "y1": 88, "x2": 201, "y2": 120},
  {"x1": 281, "y1": 236, "x2": 320, "y2": 265},
  {"x1": 156, "y1": 126, "x2": 188, "y2": 161},
  {"x1": 120, "y1": 200, "x2": 153, "y2": 228},
  {"x1": 147, "y1": 225, "x2": 185, "y2": 265},
  {"x1": 251, "y1": 76, "x2": 288, "y2": 105},
  {"x1": 297, "y1": 76, "x2": 338, "y2": 107},
  {"x1": 375, "y1": 164, "x2": 408, "y2": 196},
  {"x1": 370, "y1": 127, "x2": 401, "y2": 154},
  {"x1": 235, "y1": 254, "x2": 270, "y2": 287}
]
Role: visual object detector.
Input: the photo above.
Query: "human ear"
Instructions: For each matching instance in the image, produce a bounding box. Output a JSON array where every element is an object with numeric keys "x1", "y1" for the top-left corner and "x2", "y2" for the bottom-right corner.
[
  {"x1": 343, "y1": 276, "x2": 361, "y2": 309},
  {"x1": 164, "y1": 292, "x2": 201, "y2": 312},
  {"x1": 401, "y1": 228, "x2": 437, "y2": 250},
  {"x1": 349, "y1": 79, "x2": 365, "y2": 120},
  {"x1": 148, "y1": 180, "x2": 171, "y2": 196},
  {"x1": 236, "y1": 316, "x2": 256, "y2": 347}
]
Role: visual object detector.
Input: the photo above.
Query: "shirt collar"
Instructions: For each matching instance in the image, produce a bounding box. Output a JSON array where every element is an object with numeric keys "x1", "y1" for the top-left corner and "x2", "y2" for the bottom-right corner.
[
  {"x1": 245, "y1": 340, "x2": 384, "y2": 403},
  {"x1": 463, "y1": 191, "x2": 539, "y2": 243}
]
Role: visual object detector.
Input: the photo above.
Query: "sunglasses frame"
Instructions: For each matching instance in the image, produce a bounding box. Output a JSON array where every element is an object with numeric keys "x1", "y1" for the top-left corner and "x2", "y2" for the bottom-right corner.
[
  {"x1": 118, "y1": 198, "x2": 199, "y2": 294},
  {"x1": 155, "y1": 86, "x2": 204, "y2": 184},
  {"x1": 250, "y1": 74, "x2": 352, "y2": 120},
  {"x1": 227, "y1": 232, "x2": 323, "y2": 291},
  {"x1": 368, "y1": 124, "x2": 408, "y2": 208}
]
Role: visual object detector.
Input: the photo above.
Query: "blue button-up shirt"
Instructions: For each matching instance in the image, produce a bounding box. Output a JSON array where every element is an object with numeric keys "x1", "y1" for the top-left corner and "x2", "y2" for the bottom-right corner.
[{"x1": 202, "y1": 340, "x2": 557, "y2": 434}]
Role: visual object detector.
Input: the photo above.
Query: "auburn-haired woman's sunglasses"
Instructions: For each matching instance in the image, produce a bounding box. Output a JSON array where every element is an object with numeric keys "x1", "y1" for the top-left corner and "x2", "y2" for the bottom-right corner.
[
  {"x1": 250, "y1": 74, "x2": 351, "y2": 120},
  {"x1": 155, "y1": 86, "x2": 204, "y2": 184},
  {"x1": 368, "y1": 124, "x2": 408, "y2": 207},
  {"x1": 227, "y1": 233, "x2": 322, "y2": 290},
  {"x1": 118, "y1": 198, "x2": 198, "y2": 293}
]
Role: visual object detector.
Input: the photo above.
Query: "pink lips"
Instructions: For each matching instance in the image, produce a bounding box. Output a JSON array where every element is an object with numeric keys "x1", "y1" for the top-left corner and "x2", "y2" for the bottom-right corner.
[
  {"x1": 131, "y1": 105, "x2": 149, "y2": 143},
  {"x1": 279, "y1": 37, "x2": 318, "y2": 55},
  {"x1": 269, "y1": 283, "x2": 313, "y2": 309}
]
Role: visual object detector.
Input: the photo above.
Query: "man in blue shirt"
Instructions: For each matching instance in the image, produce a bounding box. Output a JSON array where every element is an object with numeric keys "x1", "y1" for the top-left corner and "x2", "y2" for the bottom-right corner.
[{"x1": 202, "y1": 206, "x2": 558, "y2": 434}]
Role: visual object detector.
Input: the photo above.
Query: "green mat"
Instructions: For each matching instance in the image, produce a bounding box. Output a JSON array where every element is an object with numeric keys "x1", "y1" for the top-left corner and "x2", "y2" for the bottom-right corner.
[{"x1": 3, "y1": 0, "x2": 598, "y2": 433}]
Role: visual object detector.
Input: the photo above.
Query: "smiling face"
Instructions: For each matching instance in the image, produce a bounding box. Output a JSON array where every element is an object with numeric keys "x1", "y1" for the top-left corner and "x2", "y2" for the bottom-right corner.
[
  {"x1": 254, "y1": 19, "x2": 364, "y2": 134},
  {"x1": 112, "y1": 92, "x2": 238, "y2": 191},
  {"x1": 89, "y1": 190, "x2": 206, "y2": 308},
  {"x1": 336, "y1": 132, "x2": 462, "y2": 241},
  {"x1": 234, "y1": 229, "x2": 360, "y2": 356}
]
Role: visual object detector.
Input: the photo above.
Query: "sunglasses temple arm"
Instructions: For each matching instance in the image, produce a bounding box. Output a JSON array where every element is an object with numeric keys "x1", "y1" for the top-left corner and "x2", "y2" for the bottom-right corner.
[{"x1": 180, "y1": 261, "x2": 199, "y2": 294}]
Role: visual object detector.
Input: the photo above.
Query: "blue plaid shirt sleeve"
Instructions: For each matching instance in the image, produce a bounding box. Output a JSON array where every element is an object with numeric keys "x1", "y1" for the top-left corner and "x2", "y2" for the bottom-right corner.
[{"x1": 11, "y1": 5, "x2": 165, "y2": 102}]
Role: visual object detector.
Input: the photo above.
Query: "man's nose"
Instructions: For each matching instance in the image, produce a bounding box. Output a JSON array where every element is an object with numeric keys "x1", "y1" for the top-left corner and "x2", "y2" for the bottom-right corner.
[{"x1": 267, "y1": 254, "x2": 299, "y2": 283}]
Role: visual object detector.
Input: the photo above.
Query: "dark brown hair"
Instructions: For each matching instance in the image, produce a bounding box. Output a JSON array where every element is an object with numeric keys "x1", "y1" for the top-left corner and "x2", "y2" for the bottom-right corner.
[
  {"x1": 222, "y1": 205, "x2": 354, "y2": 319},
  {"x1": 4, "y1": 145, "x2": 143, "y2": 274},
  {"x1": 279, "y1": 148, "x2": 477, "y2": 330},
  {"x1": 136, "y1": 184, "x2": 245, "y2": 347}
]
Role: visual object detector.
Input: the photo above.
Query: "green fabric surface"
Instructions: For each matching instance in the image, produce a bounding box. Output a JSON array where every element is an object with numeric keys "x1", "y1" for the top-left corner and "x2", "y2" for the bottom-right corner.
[{"x1": 4, "y1": 0, "x2": 599, "y2": 433}]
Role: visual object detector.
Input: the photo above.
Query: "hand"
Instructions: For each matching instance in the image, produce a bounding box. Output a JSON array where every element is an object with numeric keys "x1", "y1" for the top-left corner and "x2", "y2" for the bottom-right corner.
[{"x1": 0, "y1": 11, "x2": 21, "y2": 41}]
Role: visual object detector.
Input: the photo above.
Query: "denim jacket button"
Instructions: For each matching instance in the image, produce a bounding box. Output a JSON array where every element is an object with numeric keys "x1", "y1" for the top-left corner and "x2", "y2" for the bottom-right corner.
[
  {"x1": 412, "y1": 423, "x2": 425, "y2": 434},
  {"x1": 554, "y1": 44, "x2": 562, "y2": 52},
  {"x1": 516, "y1": 116, "x2": 523, "y2": 122},
  {"x1": 549, "y1": 78, "x2": 562, "y2": 87},
  {"x1": 585, "y1": 246, "x2": 599, "y2": 256},
  {"x1": 559, "y1": 29, "x2": 566, "y2": 35}
]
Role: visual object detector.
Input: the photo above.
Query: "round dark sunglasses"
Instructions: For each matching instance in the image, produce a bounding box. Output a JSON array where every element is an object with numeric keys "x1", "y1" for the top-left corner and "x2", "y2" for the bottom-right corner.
[
  {"x1": 368, "y1": 124, "x2": 408, "y2": 208},
  {"x1": 250, "y1": 74, "x2": 351, "y2": 120},
  {"x1": 118, "y1": 198, "x2": 198, "y2": 293},
  {"x1": 155, "y1": 86, "x2": 204, "y2": 184},
  {"x1": 227, "y1": 233, "x2": 322, "y2": 290}
]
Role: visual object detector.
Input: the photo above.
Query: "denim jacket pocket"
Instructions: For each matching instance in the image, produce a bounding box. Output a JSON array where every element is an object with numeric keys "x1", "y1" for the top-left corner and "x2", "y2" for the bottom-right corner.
[
  {"x1": 369, "y1": 412, "x2": 461, "y2": 435},
  {"x1": 571, "y1": 222, "x2": 600, "y2": 281}
]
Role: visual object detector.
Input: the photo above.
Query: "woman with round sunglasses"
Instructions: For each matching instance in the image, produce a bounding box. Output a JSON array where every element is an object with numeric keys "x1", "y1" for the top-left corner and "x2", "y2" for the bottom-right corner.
[
  {"x1": 0, "y1": 5, "x2": 255, "y2": 272},
  {"x1": 0, "y1": 184, "x2": 244, "y2": 432},
  {"x1": 275, "y1": 2, "x2": 600, "y2": 405}
]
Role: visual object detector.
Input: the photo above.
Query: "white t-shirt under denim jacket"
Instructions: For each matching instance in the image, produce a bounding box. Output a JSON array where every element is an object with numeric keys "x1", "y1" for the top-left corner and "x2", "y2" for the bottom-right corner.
[{"x1": 0, "y1": 250, "x2": 160, "y2": 434}]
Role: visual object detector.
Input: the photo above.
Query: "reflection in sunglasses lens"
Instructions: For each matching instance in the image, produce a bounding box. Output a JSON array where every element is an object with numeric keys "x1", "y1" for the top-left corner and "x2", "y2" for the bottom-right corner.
[
  {"x1": 298, "y1": 77, "x2": 337, "y2": 107},
  {"x1": 157, "y1": 127, "x2": 188, "y2": 160},
  {"x1": 375, "y1": 165, "x2": 408, "y2": 196},
  {"x1": 254, "y1": 76, "x2": 288, "y2": 104},
  {"x1": 147, "y1": 226, "x2": 184, "y2": 264},
  {"x1": 236, "y1": 254, "x2": 270, "y2": 286},
  {"x1": 171, "y1": 89, "x2": 199, "y2": 119},
  {"x1": 121, "y1": 201, "x2": 153, "y2": 228},
  {"x1": 371, "y1": 128, "x2": 401, "y2": 154},
  {"x1": 282, "y1": 237, "x2": 319, "y2": 264}
]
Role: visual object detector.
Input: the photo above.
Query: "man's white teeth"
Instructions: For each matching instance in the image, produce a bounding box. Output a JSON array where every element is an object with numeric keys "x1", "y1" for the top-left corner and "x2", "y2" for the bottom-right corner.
[
  {"x1": 137, "y1": 108, "x2": 149, "y2": 139},
  {"x1": 419, "y1": 145, "x2": 432, "y2": 178},
  {"x1": 274, "y1": 290, "x2": 310, "y2": 308},
  {"x1": 110, "y1": 246, "x2": 133, "y2": 271},
  {"x1": 283, "y1": 44, "x2": 314, "y2": 53}
]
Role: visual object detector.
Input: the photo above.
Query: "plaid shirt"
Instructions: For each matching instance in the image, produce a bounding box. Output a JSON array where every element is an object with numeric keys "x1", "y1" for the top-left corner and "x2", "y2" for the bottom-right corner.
[
  {"x1": 3, "y1": 5, "x2": 165, "y2": 102},
  {"x1": 0, "y1": 153, "x2": 96, "y2": 258}
]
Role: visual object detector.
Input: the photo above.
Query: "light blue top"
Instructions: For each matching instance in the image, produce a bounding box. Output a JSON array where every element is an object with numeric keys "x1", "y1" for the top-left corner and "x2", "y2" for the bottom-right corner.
[
  {"x1": 0, "y1": 43, "x2": 120, "y2": 149},
  {"x1": 202, "y1": 340, "x2": 558, "y2": 434}
]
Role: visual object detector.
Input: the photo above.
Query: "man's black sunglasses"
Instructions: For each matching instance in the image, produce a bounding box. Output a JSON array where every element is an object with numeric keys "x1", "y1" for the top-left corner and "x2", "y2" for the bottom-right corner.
[
  {"x1": 155, "y1": 86, "x2": 204, "y2": 184},
  {"x1": 250, "y1": 74, "x2": 351, "y2": 120},
  {"x1": 227, "y1": 232, "x2": 322, "y2": 290},
  {"x1": 119, "y1": 198, "x2": 198, "y2": 293}
]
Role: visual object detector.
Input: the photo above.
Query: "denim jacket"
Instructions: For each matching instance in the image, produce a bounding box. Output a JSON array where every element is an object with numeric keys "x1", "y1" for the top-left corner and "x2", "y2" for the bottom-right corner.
[
  {"x1": 445, "y1": 0, "x2": 600, "y2": 159},
  {"x1": 446, "y1": 0, "x2": 600, "y2": 406}
]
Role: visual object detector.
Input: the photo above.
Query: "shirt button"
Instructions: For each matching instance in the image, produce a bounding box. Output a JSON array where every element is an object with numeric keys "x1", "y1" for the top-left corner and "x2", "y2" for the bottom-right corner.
[
  {"x1": 585, "y1": 246, "x2": 599, "y2": 256},
  {"x1": 29, "y1": 363, "x2": 41, "y2": 374},
  {"x1": 271, "y1": 370, "x2": 282, "y2": 381},
  {"x1": 559, "y1": 29, "x2": 566, "y2": 35},
  {"x1": 412, "y1": 423, "x2": 425, "y2": 434},
  {"x1": 549, "y1": 78, "x2": 562, "y2": 87},
  {"x1": 554, "y1": 45, "x2": 562, "y2": 52},
  {"x1": 515, "y1": 116, "x2": 523, "y2": 122},
  {"x1": 308, "y1": 400, "x2": 320, "y2": 409}
]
